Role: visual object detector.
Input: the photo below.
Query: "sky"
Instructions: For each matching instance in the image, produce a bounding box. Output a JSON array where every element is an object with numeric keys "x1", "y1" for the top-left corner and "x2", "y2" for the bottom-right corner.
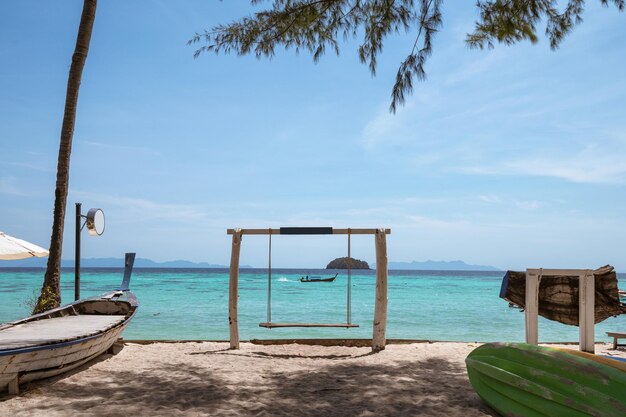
[{"x1": 1, "y1": 1, "x2": 625, "y2": 270}]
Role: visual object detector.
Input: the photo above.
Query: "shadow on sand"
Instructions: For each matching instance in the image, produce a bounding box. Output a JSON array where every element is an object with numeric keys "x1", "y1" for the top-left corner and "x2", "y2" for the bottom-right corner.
[
  {"x1": 1, "y1": 349, "x2": 498, "y2": 417},
  {"x1": 190, "y1": 348, "x2": 373, "y2": 360},
  {"x1": 256, "y1": 357, "x2": 498, "y2": 417}
]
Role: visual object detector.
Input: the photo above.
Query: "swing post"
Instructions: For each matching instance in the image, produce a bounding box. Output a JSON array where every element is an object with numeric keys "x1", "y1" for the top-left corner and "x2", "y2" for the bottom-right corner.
[
  {"x1": 373, "y1": 228, "x2": 388, "y2": 352},
  {"x1": 229, "y1": 228, "x2": 242, "y2": 349}
]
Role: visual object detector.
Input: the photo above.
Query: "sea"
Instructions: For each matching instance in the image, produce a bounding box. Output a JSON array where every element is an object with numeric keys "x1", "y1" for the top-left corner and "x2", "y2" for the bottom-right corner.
[{"x1": 0, "y1": 268, "x2": 624, "y2": 343}]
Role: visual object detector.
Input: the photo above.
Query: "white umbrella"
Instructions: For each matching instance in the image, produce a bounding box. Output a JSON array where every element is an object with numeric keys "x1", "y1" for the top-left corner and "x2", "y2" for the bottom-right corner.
[{"x1": 0, "y1": 231, "x2": 49, "y2": 260}]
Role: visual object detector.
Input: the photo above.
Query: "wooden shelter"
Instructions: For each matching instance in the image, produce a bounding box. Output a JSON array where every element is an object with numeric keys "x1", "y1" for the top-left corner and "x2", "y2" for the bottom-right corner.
[
  {"x1": 501, "y1": 265, "x2": 624, "y2": 325},
  {"x1": 501, "y1": 266, "x2": 625, "y2": 353},
  {"x1": 227, "y1": 227, "x2": 390, "y2": 353}
]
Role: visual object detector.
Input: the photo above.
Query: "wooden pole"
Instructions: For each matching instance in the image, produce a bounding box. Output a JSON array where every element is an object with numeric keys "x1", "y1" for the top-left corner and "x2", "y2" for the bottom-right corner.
[
  {"x1": 372, "y1": 228, "x2": 388, "y2": 352},
  {"x1": 228, "y1": 229, "x2": 242, "y2": 349},
  {"x1": 7, "y1": 374, "x2": 19, "y2": 395},
  {"x1": 75, "y1": 202, "x2": 81, "y2": 301},
  {"x1": 579, "y1": 270, "x2": 595, "y2": 353},
  {"x1": 525, "y1": 269, "x2": 540, "y2": 345}
]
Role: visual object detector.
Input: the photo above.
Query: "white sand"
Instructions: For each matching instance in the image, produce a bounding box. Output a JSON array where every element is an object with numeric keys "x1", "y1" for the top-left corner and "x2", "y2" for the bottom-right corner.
[{"x1": 0, "y1": 342, "x2": 623, "y2": 416}]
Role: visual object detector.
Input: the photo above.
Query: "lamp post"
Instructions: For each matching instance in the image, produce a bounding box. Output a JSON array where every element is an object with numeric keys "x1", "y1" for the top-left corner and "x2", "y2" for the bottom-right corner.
[{"x1": 75, "y1": 203, "x2": 105, "y2": 300}]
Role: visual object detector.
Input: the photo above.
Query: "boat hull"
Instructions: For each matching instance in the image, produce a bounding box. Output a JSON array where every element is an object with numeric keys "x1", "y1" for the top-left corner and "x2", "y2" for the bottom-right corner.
[
  {"x1": 0, "y1": 292, "x2": 137, "y2": 394},
  {"x1": 300, "y1": 273, "x2": 338, "y2": 282},
  {"x1": 300, "y1": 277, "x2": 336, "y2": 282},
  {"x1": 465, "y1": 342, "x2": 626, "y2": 417}
]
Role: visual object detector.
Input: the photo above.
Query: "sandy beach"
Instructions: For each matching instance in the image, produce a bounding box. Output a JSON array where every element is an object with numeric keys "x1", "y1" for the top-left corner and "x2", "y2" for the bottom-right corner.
[{"x1": 0, "y1": 341, "x2": 623, "y2": 416}]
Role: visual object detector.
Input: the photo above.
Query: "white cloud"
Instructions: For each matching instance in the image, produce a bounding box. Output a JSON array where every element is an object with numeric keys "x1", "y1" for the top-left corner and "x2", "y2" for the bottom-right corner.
[
  {"x1": 0, "y1": 177, "x2": 26, "y2": 196},
  {"x1": 405, "y1": 215, "x2": 470, "y2": 231},
  {"x1": 2, "y1": 161, "x2": 52, "y2": 172},
  {"x1": 444, "y1": 49, "x2": 506, "y2": 86},
  {"x1": 80, "y1": 140, "x2": 160, "y2": 156},
  {"x1": 457, "y1": 138, "x2": 626, "y2": 184},
  {"x1": 401, "y1": 196, "x2": 450, "y2": 204},
  {"x1": 515, "y1": 200, "x2": 541, "y2": 210},
  {"x1": 71, "y1": 191, "x2": 208, "y2": 224},
  {"x1": 358, "y1": 99, "x2": 422, "y2": 151},
  {"x1": 502, "y1": 153, "x2": 626, "y2": 184},
  {"x1": 479, "y1": 195, "x2": 501, "y2": 203}
]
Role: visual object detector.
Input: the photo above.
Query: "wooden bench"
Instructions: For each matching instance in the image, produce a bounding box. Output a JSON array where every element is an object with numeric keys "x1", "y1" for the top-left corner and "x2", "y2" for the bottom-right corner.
[{"x1": 607, "y1": 332, "x2": 626, "y2": 349}]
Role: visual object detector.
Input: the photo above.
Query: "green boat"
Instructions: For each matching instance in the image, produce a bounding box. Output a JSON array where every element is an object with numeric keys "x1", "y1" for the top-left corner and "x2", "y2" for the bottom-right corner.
[{"x1": 465, "y1": 342, "x2": 626, "y2": 417}]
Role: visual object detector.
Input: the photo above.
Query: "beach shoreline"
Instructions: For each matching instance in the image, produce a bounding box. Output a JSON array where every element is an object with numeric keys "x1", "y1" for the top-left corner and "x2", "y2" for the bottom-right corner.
[{"x1": 1, "y1": 341, "x2": 623, "y2": 416}]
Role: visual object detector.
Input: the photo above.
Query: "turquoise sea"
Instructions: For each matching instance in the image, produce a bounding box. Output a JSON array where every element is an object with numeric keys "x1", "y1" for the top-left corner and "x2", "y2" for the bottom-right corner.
[{"x1": 0, "y1": 268, "x2": 624, "y2": 343}]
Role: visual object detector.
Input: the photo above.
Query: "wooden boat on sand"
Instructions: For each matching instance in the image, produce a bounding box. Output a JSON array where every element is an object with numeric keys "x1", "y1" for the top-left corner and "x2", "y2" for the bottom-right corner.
[
  {"x1": 465, "y1": 342, "x2": 626, "y2": 417},
  {"x1": 300, "y1": 273, "x2": 338, "y2": 283},
  {"x1": 0, "y1": 253, "x2": 139, "y2": 394}
]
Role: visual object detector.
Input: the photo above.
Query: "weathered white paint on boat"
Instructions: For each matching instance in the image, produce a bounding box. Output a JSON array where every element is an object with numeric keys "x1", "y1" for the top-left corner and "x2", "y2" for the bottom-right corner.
[{"x1": 0, "y1": 253, "x2": 138, "y2": 394}]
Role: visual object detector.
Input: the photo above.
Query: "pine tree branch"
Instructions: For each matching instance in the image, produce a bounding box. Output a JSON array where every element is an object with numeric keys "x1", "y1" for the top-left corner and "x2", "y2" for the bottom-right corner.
[{"x1": 191, "y1": 0, "x2": 624, "y2": 113}]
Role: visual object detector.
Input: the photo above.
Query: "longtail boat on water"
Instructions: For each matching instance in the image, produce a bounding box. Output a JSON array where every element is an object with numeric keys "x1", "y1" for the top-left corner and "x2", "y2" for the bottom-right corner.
[
  {"x1": 0, "y1": 253, "x2": 139, "y2": 394},
  {"x1": 300, "y1": 273, "x2": 338, "y2": 283}
]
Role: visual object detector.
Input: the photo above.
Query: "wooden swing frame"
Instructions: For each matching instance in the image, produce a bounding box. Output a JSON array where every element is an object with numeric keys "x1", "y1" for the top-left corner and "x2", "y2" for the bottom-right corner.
[
  {"x1": 259, "y1": 227, "x2": 359, "y2": 329},
  {"x1": 227, "y1": 227, "x2": 390, "y2": 352}
]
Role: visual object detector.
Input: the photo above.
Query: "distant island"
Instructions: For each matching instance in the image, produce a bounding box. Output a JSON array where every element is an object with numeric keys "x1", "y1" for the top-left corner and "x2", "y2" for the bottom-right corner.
[
  {"x1": 380, "y1": 260, "x2": 500, "y2": 271},
  {"x1": 326, "y1": 257, "x2": 370, "y2": 269},
  {"x1": 2, "y1": 257, "x2": 498, "y2": 271},
  {"x1": 0, "y1": 257, "x2": 252, "y2": 269}
]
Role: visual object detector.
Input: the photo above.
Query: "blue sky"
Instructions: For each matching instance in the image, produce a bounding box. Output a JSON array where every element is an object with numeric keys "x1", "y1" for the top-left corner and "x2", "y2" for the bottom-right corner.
[{"x1": 1, "y1": 1, "x2": 625, "y2": 270}]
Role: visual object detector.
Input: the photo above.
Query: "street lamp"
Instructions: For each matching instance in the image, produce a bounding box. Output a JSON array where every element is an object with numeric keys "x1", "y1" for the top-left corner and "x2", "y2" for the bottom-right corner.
[{"x1": 75, "y1": 203, "x2": 105, "y2": 300}]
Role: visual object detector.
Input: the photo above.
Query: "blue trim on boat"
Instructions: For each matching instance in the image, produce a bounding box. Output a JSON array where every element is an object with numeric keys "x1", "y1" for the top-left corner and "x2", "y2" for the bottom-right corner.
[
  {"x1": 499, "y1": 271, "x2": 509, "y2": 299},
  {"x1": 604, "y1": 355, "x2": 626, "y2": 363}
]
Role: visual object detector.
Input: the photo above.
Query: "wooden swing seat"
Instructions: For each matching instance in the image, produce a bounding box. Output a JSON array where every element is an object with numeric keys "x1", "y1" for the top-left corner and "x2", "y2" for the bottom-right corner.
[{"x1": 259, "y1": 322, "x2": 360, "y2": 328}]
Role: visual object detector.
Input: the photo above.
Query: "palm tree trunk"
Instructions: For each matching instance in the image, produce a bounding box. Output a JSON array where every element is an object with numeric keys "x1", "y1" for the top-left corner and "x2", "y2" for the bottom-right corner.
[{"x1": 34, "y1": 0, "x2": 97, "y2": 314}]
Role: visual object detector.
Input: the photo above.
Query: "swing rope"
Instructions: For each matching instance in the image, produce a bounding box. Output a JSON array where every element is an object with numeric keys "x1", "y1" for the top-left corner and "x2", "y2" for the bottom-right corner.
[
  {"x1": 259, "y1": 227, "x2": 359, "y2": 329},
  {"x1": 347, "y1": 228, "x2": 351, "y2": 325},
  {"x1": 267, "y1": 228, "x2": 272, "y2": 324}
]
